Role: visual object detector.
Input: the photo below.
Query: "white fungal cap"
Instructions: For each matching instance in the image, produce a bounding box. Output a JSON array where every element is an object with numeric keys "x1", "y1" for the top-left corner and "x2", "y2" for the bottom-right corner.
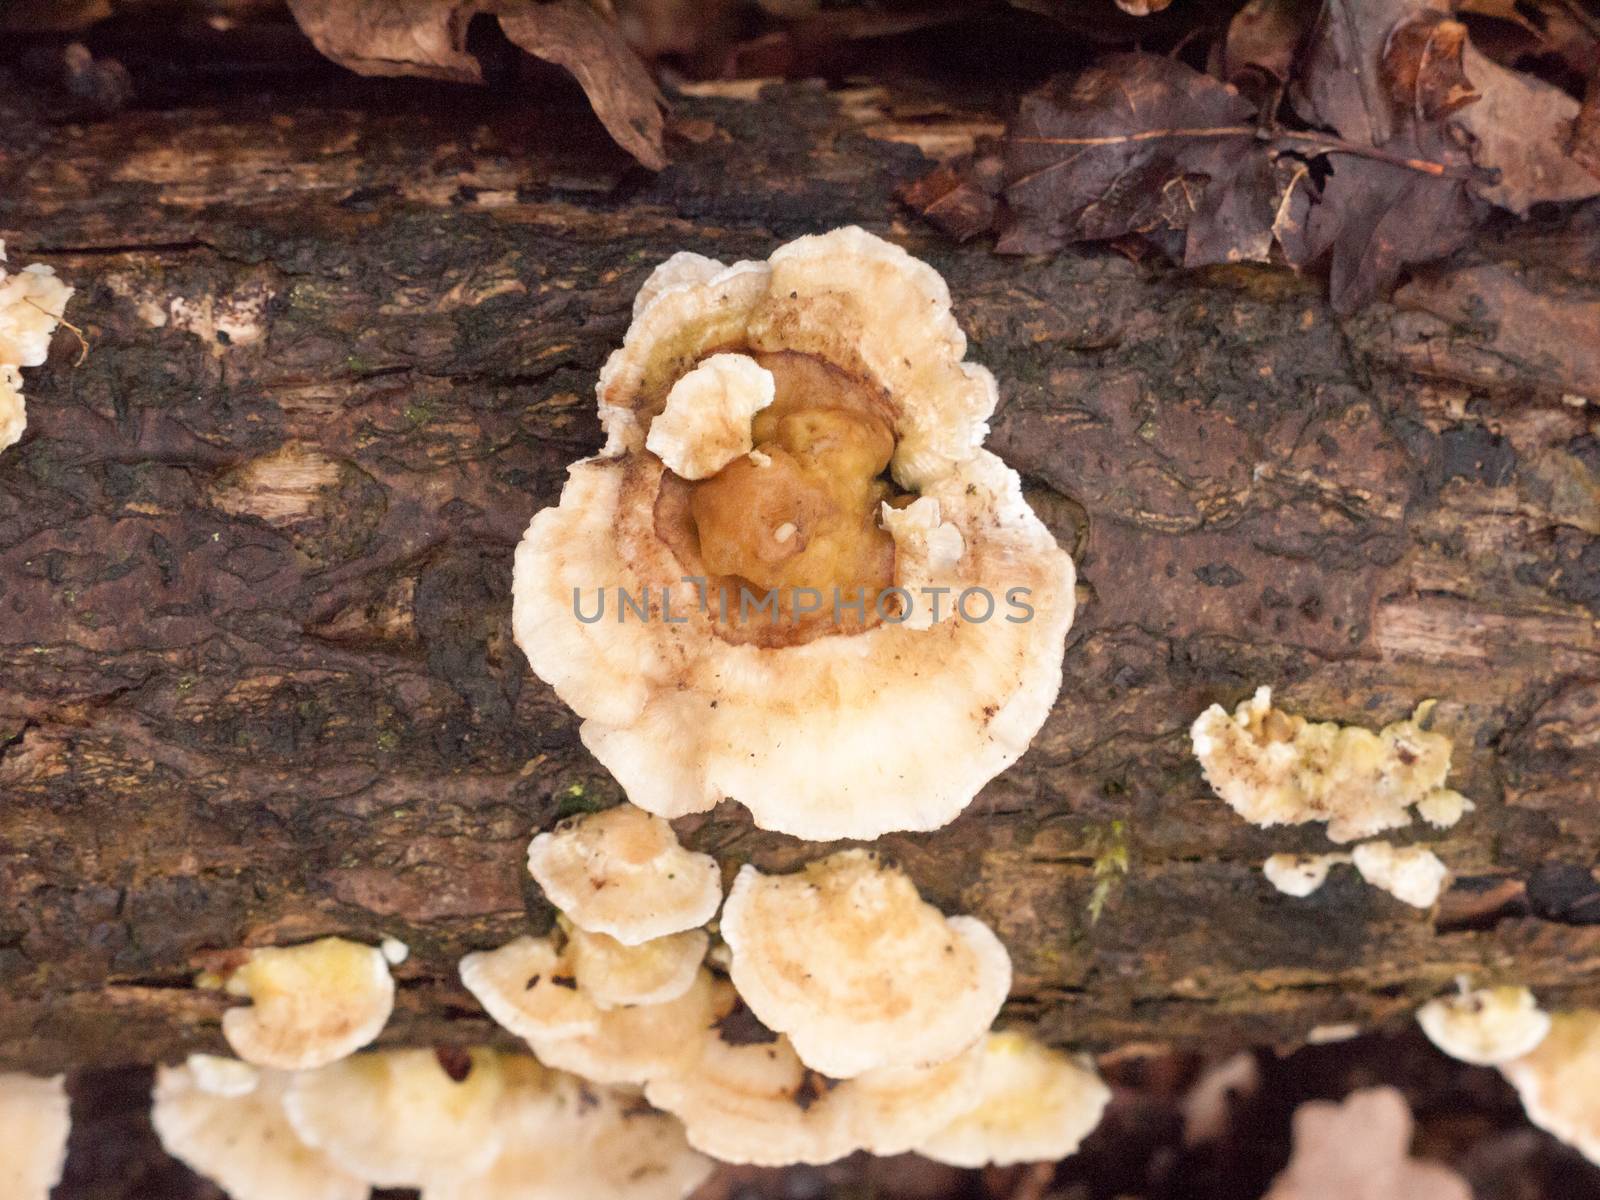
[
  {"x1": 752, "y1": 226, "x2": 994, "y2": 490},
  {"x1": 284, "y1": 1047, "x2": 506, "y2": 1188},
  {"x1": 1417, "y1": 788, "x2": 1474, "y2": 829},
  {"x1": 0, "y1": 254, "x2": 73, "y2": 367},
  {"x1": 1350, "y1": 842, "x2": 1449, "y2": 908},
  {"x1": 645, "y1": 353, "x2": 775, "y2": 480},
  {"x1": 0, "y1": 250, "x2": 73, "y2": 455},
  {"x1": 1500, "y1": 1010, "x2": 1600, "y2": 1164},
  {"x1": 0, "y1": 1072, "x2": 70, "y2": 1200},
  {"x1": 218, "y1": 937, "x2": 396, "y2": 1070},
  {"x1": 527, "y1": 805, "x2": 722, "y2": 945},
  {"x1": 842, "y1": 1038, "x2": 987, "y2": 1157},
  {"x1": 1191, "y1": 688, "x2": 1467, "y2": 844},
  {"x1": 643, "y1": 1016, "x2": 850, "y2": 1165},
  {"x1": 458, "y1": 935, "x2": 601, "y2": 1042},
  {"x1": 880, "y1": 496, "x2": 966, "y2": 630},
  {"x1": 424, "y1": 1060, "x2": 711, "y2": 1200},
  {"x1": 915, "y1": 1031, "x2": 1111, "y2": 1168},
  {"x1": 186, "y1": 1052, "x2": 265, "y2": 1098},
  {"x1": 1262, "y1": 853, "x2": 1350, "y2": 898},
  {"x1": 523, "y1": 967, "x2": 719, "y2": 1086},
  {"x1": 151, "y1": 1058, "x2": 366, "y2": 1200},
  {"x1": 631, "y1": 251, "x2": 727, "y2": 320},
  {"x1": 643, "y1": 979, "x2": 984, "y2": 1166},
  {"x1": 567, "y1": 923, "x2": 708, "y2": 1011},
  {"x1": 720, "y1": 850, "x2": 1011, "y2": 1079},
  {"x1": 1, "y1": 367, "x2": 23, "y2": 455},
  {"x1": 513, "y1": 228, "x2": 1076, "y2": 843},
  {"x1": 1418, "y1": 985, "x2": 1552, "y2": 1066}
]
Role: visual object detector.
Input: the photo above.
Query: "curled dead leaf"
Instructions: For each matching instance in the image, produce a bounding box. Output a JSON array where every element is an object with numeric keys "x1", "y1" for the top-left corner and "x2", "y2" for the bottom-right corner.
[
  {"x1": 1382, "y1": 12, "x2": 1480, "y2": 121},
  {"x1": 285, "y1": 0, "x2": 666, "y2": 169}
]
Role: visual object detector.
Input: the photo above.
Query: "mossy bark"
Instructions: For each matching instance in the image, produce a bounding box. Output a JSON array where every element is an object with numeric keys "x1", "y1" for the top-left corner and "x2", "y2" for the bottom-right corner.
[{"x1": 3, "y1": 61, "x2": 1600, "y2": 1084}]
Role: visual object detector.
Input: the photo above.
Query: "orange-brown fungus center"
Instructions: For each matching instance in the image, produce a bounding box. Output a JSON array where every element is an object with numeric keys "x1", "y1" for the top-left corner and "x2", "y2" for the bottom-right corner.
[{"x1": 680, "y1": 350, "x2": 901, "y2": 641}]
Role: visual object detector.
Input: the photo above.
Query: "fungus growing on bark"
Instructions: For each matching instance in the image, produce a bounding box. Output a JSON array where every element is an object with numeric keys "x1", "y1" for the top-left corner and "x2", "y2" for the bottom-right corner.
[
  {"x1": 1417, "y1": 984, "x2": 1551, "y2": 1066},
  {"x1": 914, "y1": 1031, "x2": 1111, "y2": 1168},
  {"x1": 0, "y1": 243, "x2": 74, "y2": 454},
  {"x1": 526, "y1": 805, "x2": 722, "y2": 945},
  {"x1": 644, "y1": 353, "x2": 775, "y2": 479},
  {"x1": 1262, "y1": 852, "x2": 1350, "y2": 898},
  {"x1": 567, "y1": 921, "x2": 708, "y2": 1010},
  {"x1": 423, "y1": 1059, "x2": 712, "y2": 1200},
  {"x1": 1191, "y1": 688, "x2": 1471, "y2": 844},
  {"x1": 458, "y1": 934, "x2": 718, "y2": 1085},
  {"x1": 458, "y1": 935, "x2": 601, "y2": 1042},
  {"x1": 284, "y1": 1047, "x2": 506, "y2": 1188},
  {"x1": 1350, "y1": 842, "x2": 1449, "y2": 909},
  {"x1": 152, "y1": 1057, "x2": 366, "y2": 1200},
  {"x1": 213, "y1": 937, "x2": 395, "y2": 1070},
  {"x1": 720, "y1": 850, "x2": 1010, "y2": 1079},
  {"x1": 642, "y1": 980, "x2": 985, "y2": 1166},
  {"x1": 1499, "y1": 1009, "x2": 1600, "y2": 1165},
  {"x1": 0, "y1": 1072, "x2": 70, "y2": 1200},
  {"x1": 512, "y1": 226, "x2": 1076, "y2": 841}
]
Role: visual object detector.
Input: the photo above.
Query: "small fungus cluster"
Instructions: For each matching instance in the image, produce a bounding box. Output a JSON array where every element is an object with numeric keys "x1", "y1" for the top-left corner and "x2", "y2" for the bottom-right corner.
[
  {"x1": 1193, "y1": 688, "x2": 1473, "y2": 909},
  {"x1": 461, "y1": 805, "x2": 1111, "y2": 1168},
  {"x1": 1415, "y1": 985, "x2": 1600, "y2": 1169},
  {"x1": 511, "y1": 225, "x2": 1077, "y2": 842},
  {"x1": 154, "y1": 1047, "x2": 710, "y2": 1200},
  {"x1": 0, "y1": 242, "x2": 73, "y2": 454}
]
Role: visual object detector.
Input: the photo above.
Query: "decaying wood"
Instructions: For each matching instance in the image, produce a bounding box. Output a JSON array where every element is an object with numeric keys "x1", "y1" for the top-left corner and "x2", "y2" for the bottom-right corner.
[{"x1": 2, "y1": 63, "x2": 1599, "y2": 1080}]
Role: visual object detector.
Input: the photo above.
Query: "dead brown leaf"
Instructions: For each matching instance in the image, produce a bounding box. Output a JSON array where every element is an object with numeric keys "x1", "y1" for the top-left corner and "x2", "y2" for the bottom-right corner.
[
  {"x1": 898, "y1": 152, "x2": 1003, "y2": 242},
  {"x1": 1263, "y1": 1087, "x2": 1472, "y2": 1200},
  {"x1": 1223, "y1": 0, "x2": 1318, "y2": 83},
  {"x1": 1454, "y1": 40, "x2": 1600, "y2": 213},
  {"x1": 285, "y1": 0, "x2": 666, "y2": 169},
  {"x1": 1382, "y1": 12, "x2": 1479, "y2": 121},
  {"x1": 999, "y1": 54, "x2": 1260, "y2": 254}
]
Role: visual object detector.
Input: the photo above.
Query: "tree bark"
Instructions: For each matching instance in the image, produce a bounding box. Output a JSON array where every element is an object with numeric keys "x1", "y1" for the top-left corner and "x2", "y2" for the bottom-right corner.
[{"x1": 2, "y1": 56, "x2": 1600, "y2": 1084}]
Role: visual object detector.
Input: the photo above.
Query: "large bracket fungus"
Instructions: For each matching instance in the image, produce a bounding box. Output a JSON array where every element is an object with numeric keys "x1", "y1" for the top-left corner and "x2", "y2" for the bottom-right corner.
[{"x1": 511, "y1": 227, "x2": 1077, "y2": 840}]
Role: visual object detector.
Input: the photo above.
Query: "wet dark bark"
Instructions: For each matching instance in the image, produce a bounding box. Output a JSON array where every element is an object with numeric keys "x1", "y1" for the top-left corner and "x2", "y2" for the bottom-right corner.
[{"x1": 2, "y1": 53, "x2": 1600, "y2": 1095}]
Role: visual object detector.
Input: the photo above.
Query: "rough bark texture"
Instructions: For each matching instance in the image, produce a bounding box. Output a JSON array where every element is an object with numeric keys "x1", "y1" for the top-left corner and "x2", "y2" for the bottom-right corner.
[{"x1": 3, "y1": 56, "x2": 1600, "y2": 1090}]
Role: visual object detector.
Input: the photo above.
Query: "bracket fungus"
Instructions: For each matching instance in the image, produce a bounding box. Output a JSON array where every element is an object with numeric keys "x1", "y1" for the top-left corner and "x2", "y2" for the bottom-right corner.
[
  {"x1": 422, "y1": 1060, "x2": 712, "y2": 1200},
  {"x1": 1499, "y1": 1009, "x2": 1600, "y2": 1164},
  {"x1": 1192, "y1": 688, "x2": 1473, "y2": 844},
  {"x1": 152, "y1": 1057, "x2": 366, "y2": 1200},
  {"x1": 1349, "y1": 842, "x2": 1449, "y2": 909},
  {"x1": 1262, "y1": 852, "x2": 1351, "y2": 898},
  {"x1": 213, "y1": 937, "x2": 396, "y2": 1070},
  {"x1": 527, "y1": 805, "x2": 722, "y2": 945},
  {"x1": 642, "y1": 980, "x2": 986, "y2": 1166},
  {"x1": 567, "y1": 922, "x2": 709, "y2": 1010},
  {"x1": 720, "y1": 850, "x2": 1011, "y2": 1079},
  {"x1": 0, "y1": 1072, "x2": 70, "y2": 1200},
  {"x1": 511, "y1": 226, "x2": 1076, "y2": 841},
  {"x1": 458, "y1": 934, "x2": 717, "y2": 1085},
  {"x1": 0, "y1": 243, "x2": 73, "y2": 455},
  {"x1": 914, "y1": 1031, "x2": 1111, "y2": 1169},
  {"x1": 284, "y1": 1048, "x2": 507, "y2": 1188},
  {"x1": 1417, "y1": 984, "x2": 1552, "y2": 1066}
]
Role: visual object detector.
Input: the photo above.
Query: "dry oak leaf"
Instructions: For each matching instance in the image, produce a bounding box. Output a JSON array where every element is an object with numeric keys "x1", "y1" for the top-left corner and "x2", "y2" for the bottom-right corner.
[
  {"x1": 1000, "y1": 54, "x2": 1261, "y2": 256},
  {"x1": 1263, "y1": 1087, "x2": 1472, "y2": 1200},
  {"x1": 286, "y1": 0, "x2": 666, "y2": 169}
]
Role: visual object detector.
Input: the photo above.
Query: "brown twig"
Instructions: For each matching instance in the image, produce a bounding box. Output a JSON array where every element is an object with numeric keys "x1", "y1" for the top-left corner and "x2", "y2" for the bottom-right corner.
[{"x1": 1010, "y1": 124, "x2": 1482, "y2": 180}]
